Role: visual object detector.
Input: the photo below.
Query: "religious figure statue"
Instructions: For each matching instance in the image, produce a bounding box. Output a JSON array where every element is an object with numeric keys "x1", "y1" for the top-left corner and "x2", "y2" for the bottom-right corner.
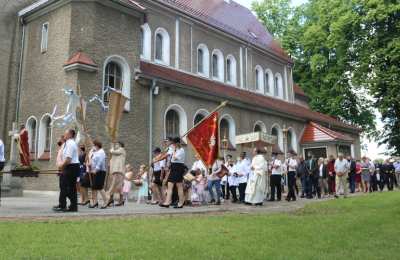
[{"x1": 14, "y1": 124, "x2": 31, "y2": 167}]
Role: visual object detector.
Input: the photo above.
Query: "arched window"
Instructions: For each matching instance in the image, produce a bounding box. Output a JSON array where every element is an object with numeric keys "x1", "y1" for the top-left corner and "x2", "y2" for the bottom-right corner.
[
  {"x1": 219, "y1": 115, "x2": 236, "y2": 149},
  {"x1": 226, "y1": 55, "x2": 237, "y2": 85},
  {"x1": 154, "y1": 28, "x2": 170, "y2": 65},
  {"x1": 164, "y1": 104, "x2": 188, "y2": 141},
  {"x1": 26, "y1": 117, "x2": 37, "y2": 156},
  {"x1": 255, "y1": 65, "x2": 264, "y2": 93},
  {"x1": 193, "y1": 109, "x2": 209, "y2": 126},
  {"x1": 287, "y1": 128, "x2": 298, "y2": 153},
  {"x1": 274, "y1": 73, "x2": 284, "y2": 98},
  {"x1": 254, "y1": 121, "x2": 266, "y2": 133},
  {"x1": 38, "y1": 114, "x2": 52, "y2": 158},
  {"x1": 265, "y1": 69, "x2": 273, "y2": 95},
  {"x1": 103, "y1": 56, "x2": 131, "y2": 111},
  {"x1": 197, "y1": 44, "x2": 210, "y2": 76},
  {"x1": 271, "y1": 124, "x2": 283, "y2": 151},
  {"x1": 140, "y1": 24, "x2": 152, "y2": 60},
  {"x1": 165, "y1": 110, "x2": 180, "y2": 138},
  {"x1": 212, "y1": 49, "x2": 224, "y2": 82}
]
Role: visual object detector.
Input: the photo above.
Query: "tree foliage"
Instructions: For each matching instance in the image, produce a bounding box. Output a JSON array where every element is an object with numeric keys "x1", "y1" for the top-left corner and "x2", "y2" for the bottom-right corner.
[{"x1": 253, "y1": 0, "x2": 400, "y2": 155}]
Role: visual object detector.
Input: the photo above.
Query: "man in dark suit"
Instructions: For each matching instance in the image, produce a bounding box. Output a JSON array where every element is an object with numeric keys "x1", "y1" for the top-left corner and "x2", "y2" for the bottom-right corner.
[
  {"x1": 347, "y1": 156, "x2": 357, "y2": 193},
  {"x1": 306, "y1": 153, "x2": 320, "y2": 199}
]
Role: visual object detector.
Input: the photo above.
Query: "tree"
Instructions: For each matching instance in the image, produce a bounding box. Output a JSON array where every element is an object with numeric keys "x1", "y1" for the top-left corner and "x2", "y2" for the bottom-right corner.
[{"x1": 253, "y1": 0, "x2": 376, "y2": 138}]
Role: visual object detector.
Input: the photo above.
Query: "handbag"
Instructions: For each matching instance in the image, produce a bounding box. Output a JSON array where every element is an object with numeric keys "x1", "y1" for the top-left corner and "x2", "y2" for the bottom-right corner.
[
  {"x1": 216, "y1": 164, "x2": 229, "y2": 179},
  {"x1": 133, "y1": 177, "x2": 143, "y2": 187}
]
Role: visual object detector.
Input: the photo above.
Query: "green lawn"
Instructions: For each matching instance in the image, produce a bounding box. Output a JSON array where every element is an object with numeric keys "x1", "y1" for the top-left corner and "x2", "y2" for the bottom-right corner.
[{"x1": 1, "y1": 192, "x2": 399, "y2": 260}]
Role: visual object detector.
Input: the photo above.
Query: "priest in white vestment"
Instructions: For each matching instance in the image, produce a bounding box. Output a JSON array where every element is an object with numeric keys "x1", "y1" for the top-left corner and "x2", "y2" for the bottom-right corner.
[{"x1": 245, "y1": 148, "x2": 268, "y2": 205}]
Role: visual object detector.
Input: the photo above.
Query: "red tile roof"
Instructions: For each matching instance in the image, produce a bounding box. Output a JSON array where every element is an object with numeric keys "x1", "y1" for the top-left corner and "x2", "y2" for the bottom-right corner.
[
  {"x1": 64, "y1": 52, "x2": 97, "y2": 67},
  {"x1": 140, "y1": 61, "x2": 361, "y2": 132},
  {"x1": 300, "y1": 122, "x2": 354, "y2": 144},
  {"x1": 294, "y1": 84, "x2": 306, "y2": 96},
  {"x1": 155, "y1": 0, "x2": 291, "y2": 63}
]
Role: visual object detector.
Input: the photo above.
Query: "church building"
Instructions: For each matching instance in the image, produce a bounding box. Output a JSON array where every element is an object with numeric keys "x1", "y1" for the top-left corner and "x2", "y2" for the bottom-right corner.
[{"x1": 0, "y1": 0, "x2": 361, "y2": 190}]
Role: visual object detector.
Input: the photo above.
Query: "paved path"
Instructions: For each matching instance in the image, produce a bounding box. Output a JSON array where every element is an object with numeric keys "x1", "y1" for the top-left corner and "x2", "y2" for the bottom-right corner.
[{"x1": 0, "y1": 190, "x2": 349, "y2": 221}]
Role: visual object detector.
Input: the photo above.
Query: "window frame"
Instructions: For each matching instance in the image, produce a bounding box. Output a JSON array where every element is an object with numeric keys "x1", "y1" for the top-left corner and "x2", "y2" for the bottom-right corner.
[{"x1": 41, "y1": 22, "x2": 49, "y2": 53}]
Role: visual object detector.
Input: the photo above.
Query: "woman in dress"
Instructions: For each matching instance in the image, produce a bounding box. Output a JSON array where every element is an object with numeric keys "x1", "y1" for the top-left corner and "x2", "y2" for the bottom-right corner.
[
  {"x1": 361, "y1": 157, "x2": 371, "y2": 193},
  {"x1": 160, "y1": 137, "x2": 186, "y2": 208},
  {"x1": 355, "y1": 160, "x2": 362, "y2": 192},
  {"x1": 106, "y1": 141, "x2": 126, "y2": 207},
  {"x1": 136, "y1": 165, "x2": 149, "y2": 204}
]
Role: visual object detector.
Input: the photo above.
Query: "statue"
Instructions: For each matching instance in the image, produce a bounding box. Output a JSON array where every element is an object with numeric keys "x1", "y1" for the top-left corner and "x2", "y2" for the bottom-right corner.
[{"x1": 14, "y1": 124, "x2": 31, "y2": 167}]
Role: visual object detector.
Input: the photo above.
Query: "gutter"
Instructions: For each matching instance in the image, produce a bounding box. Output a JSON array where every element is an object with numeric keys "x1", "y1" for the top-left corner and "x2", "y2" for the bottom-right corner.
[
  {"x1": 148, "y1": 79, "x2": 157, "y2": 166},
  {"x1": 15, "y1": 18, "x2": 26, "y2": 123}
]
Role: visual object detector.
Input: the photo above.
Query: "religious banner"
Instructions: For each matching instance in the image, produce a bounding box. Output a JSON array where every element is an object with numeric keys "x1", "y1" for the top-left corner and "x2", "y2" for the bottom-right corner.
[
  {"x1": 187, "y1": 112, "x2": 219, "y2": 167},
  {"x1": 106, "y1": 90, "x2": 128, "y2": 142}
]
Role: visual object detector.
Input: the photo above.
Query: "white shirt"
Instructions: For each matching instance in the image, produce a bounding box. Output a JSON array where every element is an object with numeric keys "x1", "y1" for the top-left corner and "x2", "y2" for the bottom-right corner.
[
  {"x1": 334, "y1": 158, "x2": 349, "y2": 173},
  {"x1": 191, "y1": 160, "x2": 207, "y2": 174},
  {"x1": 237, "y1": 158, "x2": 251, "y2": 183},
  {"x1": 0, "y1": 139, "x2": 5, "y2": 162},
  {"x1": 153, "y1": 159, "x2": 165, "y2": 172},
  {"x1": 319, "y1": 164, "x2": 324, "y2": 177},
  {"x1": 62, "y1": 139, "x2": 79, "y2": 164},
  {"x1": 228, "y1": 164, "x2": 239, "y2": 186},
  {"x1": 91, "y1": 148, "x2": 106, "y2": 172},
  {"x1": 209, "y1": 159, "x2": 223, "y2": 180},
  {"x1": 171, "y1": 147, "x2": 185, "y2": 164},
  {"x1": 271, "y1": 159, "x2": 282, "y2": 175},
  {"x1": 287, "y1": 158, "x2": 298, "y2": 172}
]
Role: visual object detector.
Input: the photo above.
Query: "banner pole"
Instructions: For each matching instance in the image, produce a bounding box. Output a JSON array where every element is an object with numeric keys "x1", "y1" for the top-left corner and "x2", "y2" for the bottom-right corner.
[{"x1": 181, "y1": 100, "x2": 228, "y2": 138}]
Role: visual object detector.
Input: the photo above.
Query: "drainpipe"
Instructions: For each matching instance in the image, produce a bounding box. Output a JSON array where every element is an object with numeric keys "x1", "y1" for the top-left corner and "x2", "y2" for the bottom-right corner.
[
  {"x1": 15, "y1": 18, "x2": 26, "y2": 123},
  {"x1": 148, "y1": 79, "x2": 157, "y2": 165}
]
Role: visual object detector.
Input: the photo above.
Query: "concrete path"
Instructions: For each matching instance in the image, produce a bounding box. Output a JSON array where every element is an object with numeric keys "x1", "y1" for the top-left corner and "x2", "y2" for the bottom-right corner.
[{"x1": 0, "y1": 190, "x2": 350, "y2": 221}]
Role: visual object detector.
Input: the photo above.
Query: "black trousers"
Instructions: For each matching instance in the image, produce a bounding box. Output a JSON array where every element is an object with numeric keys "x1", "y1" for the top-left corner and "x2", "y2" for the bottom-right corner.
[
  {"x1": 270, "y1": 175, "x2": 282, "y2": 201},
  {"x1": 59, "y1": 164, "x2": 79, "y2": 210},
  {"x1": 229, "y1": 185, "x2": 238, "y2": 202},
  {"x1": 221, "y1": 183, "x2": 230, "y2": 199},
  {"x1": 287, "y1": 171, "x2": 296, "y2": 200},
  {"x1": 238, "y1": 183, "x2": 247, "y2": 202},
  {"x1": 311, "y1": 176, "x2": 321, "y2": 198}
]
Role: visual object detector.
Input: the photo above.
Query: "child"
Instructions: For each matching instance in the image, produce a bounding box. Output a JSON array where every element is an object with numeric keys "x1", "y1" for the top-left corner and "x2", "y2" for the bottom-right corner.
[
  {"x1": 191, "y1": 170, "x2": 207, "y2": 205},
  {"x1": 136, "y1": 165, "x2": 149, "y2": 204},
  {"x1": 122, "y1": 164, "x2": 134, "y2": 204}
]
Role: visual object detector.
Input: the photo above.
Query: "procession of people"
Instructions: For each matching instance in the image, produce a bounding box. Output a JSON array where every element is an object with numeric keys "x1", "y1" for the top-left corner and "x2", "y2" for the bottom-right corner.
[{"x1": 39, "y1": 129, "x2": 400, "y2": 213}]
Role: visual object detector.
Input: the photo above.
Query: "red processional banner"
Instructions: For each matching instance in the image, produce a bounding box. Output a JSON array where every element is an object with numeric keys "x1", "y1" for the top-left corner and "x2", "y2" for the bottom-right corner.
[{"x1": 187, "y1": 112, "x2": 219, "y2": 168}]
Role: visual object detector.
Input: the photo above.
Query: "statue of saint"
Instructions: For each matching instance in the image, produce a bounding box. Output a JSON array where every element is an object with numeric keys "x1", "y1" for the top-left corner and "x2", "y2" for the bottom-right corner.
[{"x1": 14, "y1": 124, "x2": 31, "y2": 167}]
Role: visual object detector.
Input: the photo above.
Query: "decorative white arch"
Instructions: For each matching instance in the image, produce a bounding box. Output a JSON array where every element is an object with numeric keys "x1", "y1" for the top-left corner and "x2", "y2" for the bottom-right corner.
[
  {"x1": 164, "y1": 104, "x2": 188, "y2": 141},
  {"x1": 253, "y1": 121, "x2": 267, "y2": 133},
  {"x1": 38, "y1": 113, "x2": 52, "y2": 158},
  {"x1": 265, "y1": 69, "x2": 273, "y2": 95},
  {"x1": 255, "y1": 65, "x2": 264, "y2": 93},
  {"x1": 193, "y1": 109, "x2": 210, "y2": 126},
  {"x1": 103, "y1": 55, "x2": 131, "y2": 111},
  {"x1": 197, "y1": 43, "x2": 210, "y2": 77},
  {"x1": 211, "y1": 49, "x2": 224, "y2": 82},
  {"x1": 275, "y1": 73, "x2": 284, "y2": 99},
  {"x1": 271, "y1": 123, "x2": 283, "y2": 151},
  {"x1": 140, "y1": 23, "x2": 152, "y2": 60},
  {"x1": 154, "y1": 27, "x2": 171, "y2": 65},
  {"x1": 219, "y1": 114, "x2": 236, "y2": 148},
  {"x1": 287, "y1": 127, "x2": 298, "y2": 153},
  {"x1": 26, "y1": 116, "x2": 38, "y2": 157},
  {"x1": 226, "y1": 54, "x2": 237, "y2": 86}
]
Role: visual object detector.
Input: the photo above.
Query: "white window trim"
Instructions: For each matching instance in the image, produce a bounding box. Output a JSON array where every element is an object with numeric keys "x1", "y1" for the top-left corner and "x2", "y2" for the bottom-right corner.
[
  {"x1": 102, "y1": 55, "x2": 131, "y2": 111},
  {"x1": 271, "y1": 123, "x2": 284, "y2": 151},
  {"x1": 211, "y1": 49, "x2": 224, "y2": 82},
  {"x1": 26, "y1": 116, "x2": 38, "y2": 158},
  {"x1": 164, "y1": 104, "x2": 188, "y2": 142},
  {"x1": 287, "y1": 127, "x2": 298, "y2": 153},
  {"x1": 253, "y1": 121, "x2": 267, "y2": 133},
  {"x1": 196, "y1": 43, "x2": 210, "y2": 77},
  {"x1": 154, "y1": 27, "x2": 171, "y2": 66},
  {"x1": 265, "y1": 69, "x2": 273, "y2": 95},
  {"x1": 193, "y1": 109, "x2": 210, "y2": 126},
  {"x1": 255, "y1": 65, "x2": 264, "y2": 93},
  {"x1": 140, "y1": 23, "x2": 152, "y2": 60},
  {"x1": 275, "y1": 73, "x2": 284, "y2": 99},
  {"x1": 219, "y1": 114, "x2": 236, "y2": 148},
  {"x1": 38, "y1": 113, "x2": 52, "y2": 158},
  {"x1": 226, "y1": 54, "x2": 237, "y2": 86},
  {"x1": 41, "y1": 22, "x2": 49, "y2": 53}
]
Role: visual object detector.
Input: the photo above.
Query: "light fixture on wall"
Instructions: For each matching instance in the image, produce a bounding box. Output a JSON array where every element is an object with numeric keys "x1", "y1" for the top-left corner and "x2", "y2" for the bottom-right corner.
[{"x1": 153, "y1": 86, "x2": 159, "y2": 95}]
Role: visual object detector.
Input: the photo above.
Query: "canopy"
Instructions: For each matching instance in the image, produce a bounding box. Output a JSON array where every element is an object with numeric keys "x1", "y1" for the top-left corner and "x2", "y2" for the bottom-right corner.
[{"x1": 235, "y1": 132, "x2": 276, "y2": 148}]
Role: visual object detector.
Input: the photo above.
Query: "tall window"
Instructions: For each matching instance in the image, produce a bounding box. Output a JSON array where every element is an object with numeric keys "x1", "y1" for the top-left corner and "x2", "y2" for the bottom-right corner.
[
  {"x1": 140, "y1": 28, "x2": 144, "y2": 56},
  {"x1": 254, "y1": 124, "x2": 262, "y2": 133},
  {"x1": 271, "y1": 127, "x2": 278, "y2": 138},
  {"x1": 41, "y1": 22, "x2": 49, "y2": 53},
  {"x1": 212, "y1": 54, "x2": 219, "y2": 78},
  {"x1": 265, "y1": 72, "x2": 270, "y2": 94},
  {"x1": 220, "y1": 118, "x2": 230, "y2": 145},
  {"x1": 140, "y1": 24, "x2": 152, "y2": 60},
  {"x1": 274, "y1": 76, "x2": 279, "y2": 97},
  {"x1": 255, "y1": 66, "x2": 264, "y2": 93},
  {"x1": 194, "y1": 114, "x2": 205, "y2": 125},
  {"x1": 104, "y1": 62, "x2": 122, "y2": 102},
  {"x1": 166, "y1": 110, "x2": 180, "y2": 138},
  {"x1": 226, "y1": 55, "x2": 237, "y2": 85},
  {"x1": 27, "y1": 118, "x2": 37, "y2": 155},
  {"x1": 256, "y1": 70, "x2": 260, "y2": 90},
  {"x1": 287, "y1": 130, "x2": 293, "y2": 152},
  {"x1": 226, "y1": 59, "x2": 231, "y2": 82},
  {"x1": 155, "y1": 33, "x2": 163, "y2": 61},
  {"x1": 198, "y1": 48, "x2": 204, "y2": 74},
  {"x1": 44, "y1": 117, "x2": 52, "y2": 151}
]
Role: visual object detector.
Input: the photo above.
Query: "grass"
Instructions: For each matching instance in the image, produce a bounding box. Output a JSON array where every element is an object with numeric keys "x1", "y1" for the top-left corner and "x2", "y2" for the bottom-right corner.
[{"x1": 1, "y1": 192, "x2": 399, "y2": 260}]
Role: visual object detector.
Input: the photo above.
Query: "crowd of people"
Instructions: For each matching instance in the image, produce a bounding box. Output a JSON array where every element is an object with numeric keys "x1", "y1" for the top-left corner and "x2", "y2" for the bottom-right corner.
[{"x1": 5, "y1": 128, "x2": 396, "y2": 213}]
